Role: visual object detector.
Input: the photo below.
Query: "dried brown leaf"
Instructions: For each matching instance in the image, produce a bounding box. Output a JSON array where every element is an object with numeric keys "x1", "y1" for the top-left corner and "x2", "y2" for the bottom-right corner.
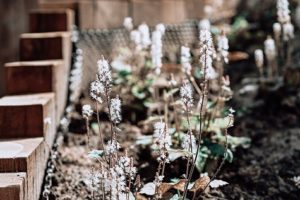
[
  {"x1": 136, "y1": 193, "x2": 147, "y2": 200},
  {"x1": 173, "y1": 179, "x2": 188, "y2": 192},
  {"x1": 158, "y1": 183, "x2": 173, "y2": 195},
  {"x1": 228, "y1": 51, "x2": 249, "y2": 62},
  {"x1": 190, "y1": 175, "x2": 210, "y2": 192}
]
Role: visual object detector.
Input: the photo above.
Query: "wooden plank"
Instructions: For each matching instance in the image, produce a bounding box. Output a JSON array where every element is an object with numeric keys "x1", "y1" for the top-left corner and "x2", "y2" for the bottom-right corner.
[
  {"x1": 4, "y1": 60, "x2": 68, "y2": 121},
  {"x1": 0, "y1": 93, "x2": 56, "y2": 146},
  {"x1": 78, "y1": 0, "x2": 129, "y2": 29},
  {"x1": 29, "y1": 9, "x2": 74, "y2": 32},
  {"x1": 0, "y1": 173, "x2": 26, "y2": 200},
  {"x1": 38, "y1": 0, "x2": 78, "y2": 11},
  {"x1": 19, "y1": 32, "x2": 71, "y2": 72},
  {"x1": 132, "y1": 0, "x2": 187, "y2": 26},
  {"x1": 0, "y1": 138, "x2": 47, "y2": 200},
  {"x1": 38, "y1": 0, "x2": 79, "y2": 25}
]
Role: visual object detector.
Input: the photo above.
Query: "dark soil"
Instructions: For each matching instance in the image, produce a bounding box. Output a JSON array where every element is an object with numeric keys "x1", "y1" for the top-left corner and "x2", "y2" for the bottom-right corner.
[{"x1": 220, "y1": 86, "x2": 300, "y2": 200}]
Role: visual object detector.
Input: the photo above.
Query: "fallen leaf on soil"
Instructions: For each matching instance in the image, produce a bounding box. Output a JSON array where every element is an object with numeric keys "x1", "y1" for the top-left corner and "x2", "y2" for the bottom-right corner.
[
  {"x1": 173, "y1": 179, "x2": 188, "y2": 192},
  {"x1": 209, "y1": 179, "x2": 229, "y2": 188},
  {"x1": 140, "y1": 182, "x2": 156, "y2": 195},
  {"x1": 190, "y1": 175, "x2": 210, "y2": 192},
  {"x1": 158, "y1": 183, "x2": 173, "y2": 195},
  {"x1": 136, "y1": 193, "x2": 148, "y2": 200},
  {"x1": 228, "y1": 51, "x2": 249, "y2": 62}
]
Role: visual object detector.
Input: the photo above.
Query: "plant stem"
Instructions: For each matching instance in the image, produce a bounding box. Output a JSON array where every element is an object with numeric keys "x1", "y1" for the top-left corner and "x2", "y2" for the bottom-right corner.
[
  {"x1": 86, "y1": 119, "x2": 91, "y2": 150},
  {"x1": 96, "y1": 102, "x2": 105, "y2": 149},
  {"x1": 183, "y1": 51, "x2": 208, "y2": 199}
]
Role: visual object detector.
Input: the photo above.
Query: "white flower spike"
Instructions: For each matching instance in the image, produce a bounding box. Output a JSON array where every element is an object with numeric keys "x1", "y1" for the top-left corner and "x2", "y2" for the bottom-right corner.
[{"x1": 82, "y1": 104, "x2": 93, "y2": 118}]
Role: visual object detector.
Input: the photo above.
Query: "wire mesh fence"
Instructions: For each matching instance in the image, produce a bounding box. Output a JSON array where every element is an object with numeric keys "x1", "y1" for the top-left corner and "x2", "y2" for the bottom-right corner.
[{"x1": 76, "y1": 20, "x2": 200, "y2": 90}]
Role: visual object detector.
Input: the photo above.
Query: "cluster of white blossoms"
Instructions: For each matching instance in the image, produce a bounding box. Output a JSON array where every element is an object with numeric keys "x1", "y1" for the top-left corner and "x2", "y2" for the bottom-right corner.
[
  {"x1": 181, "y1": 46, "x2": 192, "y2": 74},
  {"x1": 217, "y1": 33, "x2": 229, "y2": 63},
  {"x1": 106, "y1": 168, "x2": 127, "y2": 200},
  {"x1": 105, "y1": 155, "x2": 136, "y2": 199},
  {"x1": 130, "y1": 22, "x2": 152, "y2": 50},
  {"x1": 273, "y1": 22, "x2": 281, "y2": 40},
  {"x1": 97, "y1": 58, "x2": 112, "y2": 85},
  {"x1": 90, "y1": 57, "x2": 112, "y2": 103},
  {"x1": 254, "y1": 49, "x2": 264, "y2": 72},
  {"x1": 123, "y1": 17, "x2": 133, "y2": 31},
  {"x1": 99, "y1": 153, "x2": 136, "y2": 199},
  {"x1": 105, "y1": 140, "x2": 121, "y2": 155},
  {"x1": 180, "y1": 82, "x2": 194, "y2": 111},
  {"x1": 138, "y1": 23, "x2": 152, "y2": 49},
  {"x1": 130, "y1": 30, "x2": 142, "y2": 49},
  {"x1": 69, "y1": 49, "x2": 83, "y2": 103},
  {"x1": 82, "y1": 104, "x2": 93, "y2": 118},
  {"x1": 199, "y1": 30, "x2": 217, "y2": 79},
  {"x1": 153, "y1": 122, "x2": 171, "y2": 162},
  {"x1": 198, "y1": 19, "x2": 211, "y2": 31},
  {"x1": 85, "y1": 55, "x2": 139, "y2": 199},
  {"x1": 155, "y1": 23, "x2": 166, "y2": 35},
  {"x1": 116, "y1": 155, "x2": 137, "y2": 180},
  {"x1": 181, "y1": 133, "x2": 197, "y2": 154},
  {"x1": 90, "y1": 80, "x2": 104, "y2": 103},
  {"x1": 110, "y1": 96, "x2": 122, "y2": 124},
  {"x1": 277, "y1": 0, "x2": 291, "y2": 24},
  {"x1": 85, "y1": 170, "x2": 102, "y2": 191},
  {"x1": 282, "y1": 22, "x2": 294, "y2": 41},
  {"x1": 276, "y1": 0, "x2": 294, "y2": 42},
  {"x1": 151, "y1": 24, "x2": 165, "y2": 75},
  {"x1": 264, "y1": 36, "x2": 277, "y2": 63}
]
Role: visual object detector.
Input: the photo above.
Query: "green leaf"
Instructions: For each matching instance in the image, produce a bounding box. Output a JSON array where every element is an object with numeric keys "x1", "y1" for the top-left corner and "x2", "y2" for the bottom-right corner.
[
  {"x1": 87, "y1": 150, "x2": 104, "y2": 159},
  {"x1": 118, "y1": 69, "x2": 131, "y2": 77},
  {"x1": 145, "y1": 60, "x2": 153, "y2": 69},
  {"x1": 226, "y1": 149, "x2": 233, "y2": 162},
  {"x1": 212, "y1": 134, "x2": 251, "y2": 150},
  {"x1": 131, "y1": 85, "x2": 146, "y2": 99},
  {"x1": 204, "y1": 140, "x2": 233, "y2": 162},
  {"x1": 195, "y1": 147, "x2": 209, "y2": 172},
  {"x1": 169, "y1": 128, "x2": 176, "y2": 135},
  {"x1": 168, "y1": 149, "x2": 191, "y2": 161},
  {"x1": 194, "y1": 67, "x2": 203, "y2": 79},
  {"x1": 145, "y1": 77, "x2": 154, "y2": 87},
  {"x1": 170, "y1": 194, "x2": 186, "y2": 200},
  {"x1": 208, "y1": 116, "x2": 234, "y2": 134},
  {"x1": 91, "y1": 123, "x2": 99, "y2": 134},
  {"x1": 232, "y1": 16, "x2": 249, "y2": 33}
]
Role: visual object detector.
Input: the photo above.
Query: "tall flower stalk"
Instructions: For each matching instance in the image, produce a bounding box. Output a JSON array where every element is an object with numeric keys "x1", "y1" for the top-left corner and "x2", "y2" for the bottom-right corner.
[
  {"x1": 82, "y1": 104, "x2": 93, "y2": 149},
  {"x1": 276, "y1": 0, "x2": 294, "y2": 69},
  {"x1": 183, "y1": 29, "x2": 215, "y2": 199},
  {"x1": 180, "y1": 82, "x2": 195, "y2": 177},
  {"x1": 85, "y1": 56, "x2": 137, "y2": 199}
]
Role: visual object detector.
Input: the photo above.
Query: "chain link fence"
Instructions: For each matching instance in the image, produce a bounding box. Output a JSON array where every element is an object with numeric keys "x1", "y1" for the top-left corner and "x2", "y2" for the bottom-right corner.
[{"x1": 76, "y1": 20, "x2": 200, "y2": 90}]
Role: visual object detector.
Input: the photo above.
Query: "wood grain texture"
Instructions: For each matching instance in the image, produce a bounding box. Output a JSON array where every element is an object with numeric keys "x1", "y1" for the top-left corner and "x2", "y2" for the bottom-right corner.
[
  {"x1": 78, "y1": 0, "x2": 129, "y2": 29},
  {"x1": 29, "y1": 9, "x2": 74, "y2": 32},
  {"x1": 4, "y1": 60, "x2": 68, "y2": 122},
  {"x1": 0, "y1": 93, "x2": 56, "y2": 147},
  {"x1": 0, "y1": 138, "x2": 48, "y2": 200},
  {"x1": 132, "y1": 0, "x2": 187, "y2": 26},
  {"x1": 19, "y1": 32, "x2": 71, "y2": 74},
  {"x1": 0, "y1": 173, "x2": 26, "y2": 200}
]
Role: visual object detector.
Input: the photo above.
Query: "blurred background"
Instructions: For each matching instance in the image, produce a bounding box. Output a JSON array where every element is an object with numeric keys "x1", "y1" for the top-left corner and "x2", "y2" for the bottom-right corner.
[{"x1": 0, "y1": 0, "x2": 299, "y2": 96}]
